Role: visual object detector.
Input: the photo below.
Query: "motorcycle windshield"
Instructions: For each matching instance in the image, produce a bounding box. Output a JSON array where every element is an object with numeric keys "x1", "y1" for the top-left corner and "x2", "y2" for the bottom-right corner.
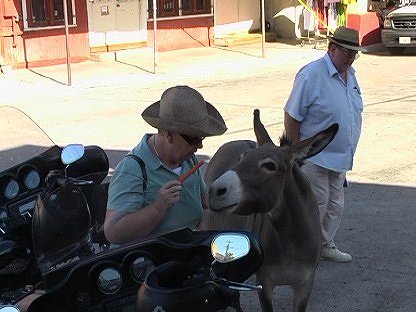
[
  {"x1": 0, "y1": 106, "x2": 56, "y2": 172},
  {"x1": 33, "y1": 170, "x2": 110, "y2": 277}
]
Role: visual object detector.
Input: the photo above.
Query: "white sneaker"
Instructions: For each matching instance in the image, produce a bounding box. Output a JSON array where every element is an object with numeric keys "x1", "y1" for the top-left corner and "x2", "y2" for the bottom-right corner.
[{"x1": 321, "y1": 246, "x2": 352, "y2": 263}]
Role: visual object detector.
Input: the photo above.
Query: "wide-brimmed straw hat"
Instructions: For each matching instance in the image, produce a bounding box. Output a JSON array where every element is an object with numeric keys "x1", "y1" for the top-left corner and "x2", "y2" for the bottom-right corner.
[
  {"x1": 328, "y1": 26, "x2": 367, "y2": 52},
  {"x1": 142, "y1": 85, "x2": 227, "y2": 137}
]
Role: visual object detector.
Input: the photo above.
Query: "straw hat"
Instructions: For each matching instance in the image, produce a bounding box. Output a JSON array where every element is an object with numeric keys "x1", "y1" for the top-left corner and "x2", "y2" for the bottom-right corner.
[
  {"x1": 142, "y1": 85, "x2": 227, "y2": 137},
  {"x1": 328, "y1": 26, "x2": 366, "y2": 52}
]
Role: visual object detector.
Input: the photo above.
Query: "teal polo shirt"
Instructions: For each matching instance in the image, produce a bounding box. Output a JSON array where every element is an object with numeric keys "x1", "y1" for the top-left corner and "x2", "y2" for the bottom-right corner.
[{"x1": 107, "y1": 134, "x2": 205, "y2": 237}]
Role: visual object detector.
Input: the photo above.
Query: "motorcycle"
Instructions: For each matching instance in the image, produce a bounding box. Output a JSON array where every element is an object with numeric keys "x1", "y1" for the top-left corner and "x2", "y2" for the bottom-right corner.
[
  {"x1": 0, "y1": 106, "x2": 110, "y2": 304},
  {"x1": 0, "y1": 106, "x2": 264, "y2": 311}
]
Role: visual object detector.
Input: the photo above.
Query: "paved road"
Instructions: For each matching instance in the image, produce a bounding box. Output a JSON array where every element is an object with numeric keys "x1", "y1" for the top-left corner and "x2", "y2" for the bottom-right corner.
[
  {"x1": 2, "y1": 42, "x2": 415, "y2": 185},
  {"x1": 1, "y1": 41, "x2": 415, "y2": 311}
]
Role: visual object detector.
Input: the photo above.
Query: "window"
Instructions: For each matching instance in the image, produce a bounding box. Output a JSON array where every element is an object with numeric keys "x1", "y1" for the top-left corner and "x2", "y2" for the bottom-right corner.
[
  {"x1": 23, "y1": 0, "x2": 76, "y2": 28},
  {"x1": 148, "y1": 0, "x2": 211, "y2": 19},
  {"x1": 182, "y1": 0, "x2": 210, "y2": 15}
]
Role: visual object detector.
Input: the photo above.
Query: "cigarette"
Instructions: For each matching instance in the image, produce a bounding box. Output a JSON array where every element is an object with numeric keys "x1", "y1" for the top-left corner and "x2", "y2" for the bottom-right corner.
[{"x1": 178, "y1": 160, "x2": 205, "y2": 183}]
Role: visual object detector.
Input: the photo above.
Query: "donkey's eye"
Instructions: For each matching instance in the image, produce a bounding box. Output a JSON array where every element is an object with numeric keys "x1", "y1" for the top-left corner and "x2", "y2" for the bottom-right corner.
[{"x1": 259, "y1": 158, "x2": 278, "y2": 172}]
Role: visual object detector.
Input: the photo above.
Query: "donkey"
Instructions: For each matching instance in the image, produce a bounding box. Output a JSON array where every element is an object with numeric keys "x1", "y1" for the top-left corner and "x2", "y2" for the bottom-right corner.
[{"x1": 200, "y1": 109, "x2": 338, "y2": 312}]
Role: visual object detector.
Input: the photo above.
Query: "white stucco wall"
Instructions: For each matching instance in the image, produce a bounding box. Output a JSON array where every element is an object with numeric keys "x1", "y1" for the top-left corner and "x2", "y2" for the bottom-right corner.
[{"x1": 214, "y1": 0, "x2": 261, "y2": 37}]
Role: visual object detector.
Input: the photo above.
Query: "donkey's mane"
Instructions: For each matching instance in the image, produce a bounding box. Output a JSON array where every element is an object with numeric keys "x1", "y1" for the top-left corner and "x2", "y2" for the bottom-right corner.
[{"x1": 279, "y1": 132, "x2": 293, "y2": 147}]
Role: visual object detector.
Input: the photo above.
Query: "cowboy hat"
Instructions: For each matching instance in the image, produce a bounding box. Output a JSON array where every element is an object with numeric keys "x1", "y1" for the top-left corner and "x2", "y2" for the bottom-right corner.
[
  {"x1": 328, "y1": 26, "x2": 367, "y2": 52},
  {"x1": 142, "y1": 85, "x2": 227, "y2": 137}
]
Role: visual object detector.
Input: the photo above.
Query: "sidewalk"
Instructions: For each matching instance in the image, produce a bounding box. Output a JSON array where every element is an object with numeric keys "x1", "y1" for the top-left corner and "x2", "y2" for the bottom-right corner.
[
  {"x1": 1, "y1": 39, "x2": 386, "y2": 91},
  {"x1": 1, "y1": 41, "x2": 324, "y2": 89}
]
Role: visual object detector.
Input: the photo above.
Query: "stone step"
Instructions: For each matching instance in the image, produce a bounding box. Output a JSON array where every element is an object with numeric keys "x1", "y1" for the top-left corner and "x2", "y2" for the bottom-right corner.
[
  {"x1": 90, "y1": 47, "x2": 154, "y2": 62},
  {"x1": 213, "y1": 33, "x2": 262, "y2": 47}
]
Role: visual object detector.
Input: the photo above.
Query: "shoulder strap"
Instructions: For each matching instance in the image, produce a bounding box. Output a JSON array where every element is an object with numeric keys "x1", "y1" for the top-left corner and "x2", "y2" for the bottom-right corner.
[
  {"x1": 124, "y1": 154, "x2": 198, "y2": 192},
  {"x1": 190, "y1": 154, "x2": 198, "y2": 166},
  {"x1": 125, "y1": 154, "x2": 147, "y2": 192}
]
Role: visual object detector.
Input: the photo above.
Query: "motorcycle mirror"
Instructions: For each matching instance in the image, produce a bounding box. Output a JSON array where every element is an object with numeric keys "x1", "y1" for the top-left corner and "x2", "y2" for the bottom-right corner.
[
  {"x1": 61, "y1": 144, "x2": 85, "y2": 165},
  {"x1": 211, "y1": 233, "x2": 250, "y2": 263},
  {"x1": 0, "y1": 306, "x2": 20, "y2": 312}
]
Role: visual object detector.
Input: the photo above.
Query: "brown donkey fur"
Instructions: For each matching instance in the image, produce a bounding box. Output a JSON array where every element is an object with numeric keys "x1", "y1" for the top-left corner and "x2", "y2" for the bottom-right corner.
[{"x1": 199, "y1": 109, "x2": 338, "y2": 312}]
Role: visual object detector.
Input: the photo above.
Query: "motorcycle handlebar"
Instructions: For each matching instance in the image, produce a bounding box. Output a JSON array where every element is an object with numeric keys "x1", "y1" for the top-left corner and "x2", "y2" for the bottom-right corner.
[{"x1": 217, "y1": 278, "x2": 263, "y2": 291}]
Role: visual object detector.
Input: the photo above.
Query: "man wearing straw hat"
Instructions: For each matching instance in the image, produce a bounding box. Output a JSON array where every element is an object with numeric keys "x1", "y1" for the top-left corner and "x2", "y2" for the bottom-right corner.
[
  {"x1": 284, "y1": 27, "x2": 366, "y2": 262},
  {"x1": 104, "y1": 85, "x2": 227, "y2": 245}
]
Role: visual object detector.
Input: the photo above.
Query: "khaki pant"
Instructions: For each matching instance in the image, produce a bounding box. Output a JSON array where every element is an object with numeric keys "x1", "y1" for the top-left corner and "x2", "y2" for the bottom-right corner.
[{"x1": 301, "y1": 161, "x2": 346, "y2": 248}]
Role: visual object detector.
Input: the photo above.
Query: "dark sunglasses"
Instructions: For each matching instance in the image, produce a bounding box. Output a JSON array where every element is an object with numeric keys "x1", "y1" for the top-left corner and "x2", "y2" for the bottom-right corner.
[
  {"x1": 180, "y1": 134, "x2": 205, "y2": 146},
  {"x1": 337, "y1": 45, "x2": 359, "y2": 60}
]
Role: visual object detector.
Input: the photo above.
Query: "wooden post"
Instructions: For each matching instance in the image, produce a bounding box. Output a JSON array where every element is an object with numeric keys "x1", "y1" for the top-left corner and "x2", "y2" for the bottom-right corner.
[
  {"x1": 261, "y1": 0, "x2": 265, "y2": 58},
  {"x1": 152, "y1": 0, "x2": 157, "y2": 74},
  {"x1": 63, "y1": 0, "x2": 72, "y2": 86}
]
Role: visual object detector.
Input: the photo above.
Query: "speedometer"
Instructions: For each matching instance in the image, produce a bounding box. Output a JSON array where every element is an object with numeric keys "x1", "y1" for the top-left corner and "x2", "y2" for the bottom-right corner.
[
  {"x1": 97, "y1": 267, "x2": 122, "y2": 295},
  {"x1": 4, "y1": 179, "x2": 19, "y2": 199},
  {"x1": 24, "y1": 169, "x2": 41, "y2": 190}
]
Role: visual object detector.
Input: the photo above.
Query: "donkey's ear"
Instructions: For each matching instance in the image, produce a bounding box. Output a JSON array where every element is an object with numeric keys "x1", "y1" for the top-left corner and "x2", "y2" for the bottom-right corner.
[
  {"x1": 289, "y1": 124, "x2": 339, "y2": 161},
  {"x1": 253, "y1": 109, "x2": 273, "y2": 146}
]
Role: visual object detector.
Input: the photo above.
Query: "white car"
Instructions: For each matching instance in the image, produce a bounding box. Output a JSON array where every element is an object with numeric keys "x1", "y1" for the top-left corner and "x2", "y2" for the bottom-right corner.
[{"x1": 381, "y1": 0, "x2": 416, "y2": 53}]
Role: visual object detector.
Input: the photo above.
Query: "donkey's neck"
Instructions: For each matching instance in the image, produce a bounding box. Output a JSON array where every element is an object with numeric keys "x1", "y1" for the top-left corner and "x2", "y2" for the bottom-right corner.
[{"x1": 269, "y1": 166, "x2": 320, "y2": 243}]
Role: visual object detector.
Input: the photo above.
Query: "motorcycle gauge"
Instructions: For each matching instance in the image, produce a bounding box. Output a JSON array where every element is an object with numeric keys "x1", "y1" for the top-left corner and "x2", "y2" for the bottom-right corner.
[
  {"x1": 4, "y1": 179, "x2": 19, "y2": 200},
  {"x1": 23, "y1": 169, "x2": 41, "y2": 190},
  {"x1": 0, "y1": 208, "x2": 8, "y2": 222},
  {"x1": 97, "y1": 267, "x2": 122, "y2": 295},
  {"x1": 130, "y1": 256, "x2": 155, "y2": 283}
]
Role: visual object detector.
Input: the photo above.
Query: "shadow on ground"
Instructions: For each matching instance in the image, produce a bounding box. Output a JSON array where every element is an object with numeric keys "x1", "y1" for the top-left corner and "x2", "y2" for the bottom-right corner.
[
  {"x1": 240, "y1": 181, "x2": 416, "y2": 311},
  {"x1": 3, "y1": 141, "x2": 414, "y2": 311},
  {"x1": 105, "y1": 149, "x2": 416, "y2": 311}
]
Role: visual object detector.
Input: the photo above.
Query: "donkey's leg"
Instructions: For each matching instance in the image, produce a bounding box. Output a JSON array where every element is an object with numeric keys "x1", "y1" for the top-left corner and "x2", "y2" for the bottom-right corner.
[
  {"x1": 256, "y1": 273, "x2": 274, "y2": 312},
  {"x1": 292, "y1": 273, "x2": 315, "y2": 312}
]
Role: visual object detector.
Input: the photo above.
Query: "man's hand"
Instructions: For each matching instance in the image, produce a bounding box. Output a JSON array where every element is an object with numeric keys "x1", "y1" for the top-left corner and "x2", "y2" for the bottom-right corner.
[{"x1": 155, "y1": 180, "x2": 182, "y2": 212}]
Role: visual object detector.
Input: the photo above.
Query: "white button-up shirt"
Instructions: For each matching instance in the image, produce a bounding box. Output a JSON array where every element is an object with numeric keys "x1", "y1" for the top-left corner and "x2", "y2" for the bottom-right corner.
[{"x1": 284, "y1": 53, "x2": 363, "y2": 172}]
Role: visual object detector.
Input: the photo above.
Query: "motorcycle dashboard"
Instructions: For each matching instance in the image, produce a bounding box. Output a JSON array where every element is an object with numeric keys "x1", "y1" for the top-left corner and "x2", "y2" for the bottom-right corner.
[
  {"x1": 0, "y1": 106, "x2": 63, "y2": 237},
  {"x1": 0, "y1": 146, "x2": 63, "y2": 236},
  {"x1": 28, "y1": 228, "x2": 217, "y2": 312}
]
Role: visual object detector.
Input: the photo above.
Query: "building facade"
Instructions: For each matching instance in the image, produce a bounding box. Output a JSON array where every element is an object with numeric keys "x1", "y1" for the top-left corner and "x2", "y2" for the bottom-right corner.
[
  {"x1": 0, "y1": 0, "x2": 261, "y2": 69},
  {"x1": 0, "y1": 0, "x2": 89, "y2": 68}
]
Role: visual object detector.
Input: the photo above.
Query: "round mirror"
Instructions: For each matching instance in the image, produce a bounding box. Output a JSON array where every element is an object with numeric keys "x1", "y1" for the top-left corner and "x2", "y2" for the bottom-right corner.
[
  {"x1": 0, "y1": 306, "x2": 20, "y2": 312},
  {"x1": 97, "y1": 267, "x2": 122, "y2": 295},
  {"x1": 61, "y1": 144, "x2": 84, "y2": 165},
  {"x1": 211, "y1": 233, "x2": 250, "y2": 263}
]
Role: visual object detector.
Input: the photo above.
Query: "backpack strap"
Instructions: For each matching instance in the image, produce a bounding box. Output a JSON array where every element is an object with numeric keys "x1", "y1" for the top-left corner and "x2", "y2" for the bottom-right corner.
[
  {"x1": 125, "y1": 154, "x2": 147, "y2": 192},
  {"x1": 124, "y1": 153, "x2": 199, "y2": 193},
  {"x1": 190, "y1": 154, "x2": 198, "y2": 166}
]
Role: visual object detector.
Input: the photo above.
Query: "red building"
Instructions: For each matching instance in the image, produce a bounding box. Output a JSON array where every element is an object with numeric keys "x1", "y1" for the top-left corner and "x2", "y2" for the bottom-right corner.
[
  {"x1": 0, "y1": 0, "x2": 216, "y2": 69},
  {"x1": 0, "y1": 0, "x2": 89, "y2": 68}
]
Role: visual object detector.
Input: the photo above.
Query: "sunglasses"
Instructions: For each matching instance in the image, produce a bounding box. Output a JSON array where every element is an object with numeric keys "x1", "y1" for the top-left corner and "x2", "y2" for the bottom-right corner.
[
  {"x1": 337, "y1": 45, "x2": 360, "y2": 60},
  {"x1": 180, "y1": 134, "x2": 205, "y2": 146}
]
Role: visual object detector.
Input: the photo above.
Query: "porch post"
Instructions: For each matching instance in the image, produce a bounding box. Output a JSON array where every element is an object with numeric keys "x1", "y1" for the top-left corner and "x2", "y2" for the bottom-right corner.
[
  {"x1": 63, "y1": 0, "x2": 71, "y2": 86},
  {"x1": 261, "y1": 0, "x2": 265, "y2": 58},
  {"x1": 152, "y1": 0, "x2": 157, "y2": 74},
  {"x1": 213, "y1": 0, "x2": 216, "y2": 39}
]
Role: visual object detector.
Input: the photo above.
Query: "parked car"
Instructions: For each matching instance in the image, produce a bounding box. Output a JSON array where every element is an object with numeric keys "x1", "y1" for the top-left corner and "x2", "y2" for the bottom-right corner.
[{"x1": 381, "y1": 0, "x2": 416, "y2": 53}]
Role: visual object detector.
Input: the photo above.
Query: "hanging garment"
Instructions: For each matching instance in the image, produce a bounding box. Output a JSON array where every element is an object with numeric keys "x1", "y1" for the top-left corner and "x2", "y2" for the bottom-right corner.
[{"x1": 304, "y1": 0, "x2": 316, "y2": 31}]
